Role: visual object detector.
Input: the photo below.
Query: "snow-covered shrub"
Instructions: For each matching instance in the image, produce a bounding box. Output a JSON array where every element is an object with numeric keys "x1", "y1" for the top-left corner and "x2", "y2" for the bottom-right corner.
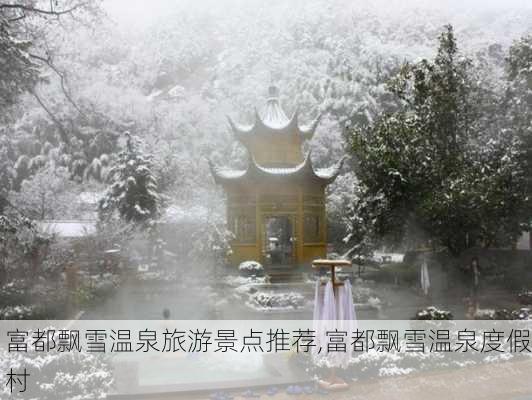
[
  {"x1": 351, "y1": 286, "x2": 375, "y2": 304},
  {"x1": 414, "y1": 306, "x2": 453, "y2": 320},
  {"x1": 0, "y1": 345, "x2": 112, "y2": 399},
  {"x1": 0, "y1": 280, "x2": 69, "y2": 319},
  {"x1": 0, "y1": 210, "x2": 43, "y2": 284},
  {"x1": 0, "y1": 305, "x2": 36, "y2": 319},
  {"x1": 73, "y1": 274, "x2": 120, "y2": 307},
  {"x1": 312, "y1": 333, "x2": 529, "y2": 380},
  {"x1": 515, "y1": 308, "x2": 532, "y2": 320},
  {"x1": 0, "y1": 303, "x2": 64, "y2": 319},
  {"x1": 367, "y1": 296, "x2": 382, "y2": 309},
  {"x1": 476, "y1": 307, "x2": 531, "y2": 320},
  {"x1": 248, "y1": 291, "x2": 305, "y2": 311},
  {"x1": 0, "y1": 280, "x2": 28, "y2": 307},
  {"x1": 238, "y1": 261, "x2": 263, "y2": 275},
  {"x1": 474, "y1": 309, "x2": 497, "y2": 320},
  {"x1": 99, "y1": 133, "x2": 161, "y2": 226}
]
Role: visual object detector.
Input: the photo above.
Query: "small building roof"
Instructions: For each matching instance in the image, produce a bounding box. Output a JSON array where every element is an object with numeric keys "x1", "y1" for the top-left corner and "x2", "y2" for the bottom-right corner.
[
  {"x1": 210, "y1": 151, "x2": 345, "y2": 186},
  {"x1": 37, "y1": 220, "x2": 97, "y2": 238},
  {"x1": 159, "y1": 204, "x2": 209, "y2": 224},
  {"x1": 227, "y1": 85, "x2": 320, "y2": 142}
]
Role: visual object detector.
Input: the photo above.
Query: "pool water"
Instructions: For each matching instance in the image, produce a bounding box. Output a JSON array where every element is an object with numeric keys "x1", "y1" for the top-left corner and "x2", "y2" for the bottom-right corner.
[
  {"x1": 111, "y1": 351, "x2": 311, "y2": 397},
  {"x1": 137, "y1": 353, "x2": 278, "y2": 386}
]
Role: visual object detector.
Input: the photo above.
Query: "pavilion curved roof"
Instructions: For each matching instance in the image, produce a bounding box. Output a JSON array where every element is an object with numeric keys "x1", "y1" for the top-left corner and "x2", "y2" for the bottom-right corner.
[
  {"x1": 227, "y1": 85, "x2": 320, "y2": 141},
  {"x1": 209, "y1": 151, "x2": 345, "y2": 186}
]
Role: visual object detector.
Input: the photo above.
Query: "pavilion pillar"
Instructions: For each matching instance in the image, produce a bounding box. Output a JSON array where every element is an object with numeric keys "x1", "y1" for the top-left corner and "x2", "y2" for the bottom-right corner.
[{"x1": 297, "y1": 186, "x2": 304, "y2": 264}]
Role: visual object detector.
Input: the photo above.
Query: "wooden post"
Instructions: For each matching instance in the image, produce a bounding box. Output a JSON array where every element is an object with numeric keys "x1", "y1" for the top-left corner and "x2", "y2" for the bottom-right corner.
[{"x1": 312, "y1": 259, "x2": 351, "y2": 287}]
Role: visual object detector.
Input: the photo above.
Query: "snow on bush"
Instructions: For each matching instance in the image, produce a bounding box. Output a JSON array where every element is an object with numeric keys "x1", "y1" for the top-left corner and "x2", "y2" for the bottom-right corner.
[
  {"x1": 415, "y1": 306, "x2": 453, "y2": 320},
  {"x1": 313, "y1": 334, "x2": 530, "y2": 380},
  {"x1": 0, "y1": 280, "x2": 28, "y2": 306},
  {"x1": 0, "y1": 344, "x2": 112, "y2": 399},
  {"x1": 0, "y1": 279, "x2": 70, "y2": 319},
  {"x1": 475, "y1": 307, "x2": 531, "y2": 320},
  {"x1": 247, "y1": 291, "x2": 305, "y2": 311},
  {"x1": 238, "y1": 261, "x2": 263, "y2": 273},
  {"x1": 0, "y1": 305, "x2": 36, "y2": 320},
  {"x1": 352, "y1": 286, "x2": 372, "y2": 303},
  {"x1": 367, "y1": 296, "x2": 382, "y2": 309}
]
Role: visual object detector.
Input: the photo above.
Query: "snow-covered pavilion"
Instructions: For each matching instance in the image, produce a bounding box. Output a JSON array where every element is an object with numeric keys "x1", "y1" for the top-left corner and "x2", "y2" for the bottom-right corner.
[{"x1": 210, "y1": 85, "x2": 343, "y2": 266}]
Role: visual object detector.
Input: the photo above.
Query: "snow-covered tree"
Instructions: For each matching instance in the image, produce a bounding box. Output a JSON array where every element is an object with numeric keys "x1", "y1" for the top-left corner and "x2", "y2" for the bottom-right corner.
[
  {"x1": 0, "y1": 345, "x2": 111, "y2": 399},
  {"x1": 0, "y1": 204, "x2": 43, "y2": 284},
  {"x1": 346, "y1": 25, "x2": 529, "y2": 256},
  {"x1": 0, "y1": 13, "x2": 40, "y2": 113},
  {"x1": 99, "y1": 132, "x2": 161, "y2": 226},
  {"x1": 505, "y1": 35, "x2": 532, "y2": 204},
  {"x1": 9, "y1": 166, "x2": 74, "y2": 220}
]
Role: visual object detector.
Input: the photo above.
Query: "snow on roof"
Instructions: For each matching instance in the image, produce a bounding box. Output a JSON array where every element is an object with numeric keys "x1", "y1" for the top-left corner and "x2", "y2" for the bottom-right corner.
[
  {"x1": 37, "y1": 220, "x2": 97, "y2": 238},
  {"x1": 259, "y1": 86, "x2": 290, "y2": 128},
  {"x1": 210, "y1": 152, "x2": 345, "y2": 184},
  {"x1": 213, "y1": 169, "x2": 247, "y2": 179},
  {"x1": 159, "y1": 204, "x2": 209, "y2": 224},
  {"x1": 226, "y1": 85, "x2": 319, "y2": 140}
]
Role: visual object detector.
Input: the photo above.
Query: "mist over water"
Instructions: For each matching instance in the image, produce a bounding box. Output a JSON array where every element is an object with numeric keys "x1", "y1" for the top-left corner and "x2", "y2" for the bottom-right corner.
[{"x1": 0, "y1": 0, "x2": 529, "y2": 324}]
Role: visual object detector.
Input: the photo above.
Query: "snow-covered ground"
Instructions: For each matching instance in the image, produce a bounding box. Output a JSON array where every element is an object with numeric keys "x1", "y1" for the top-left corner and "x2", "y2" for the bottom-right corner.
[{"x1": 373, "y1": 252, "x2": 405, "y2": 263}]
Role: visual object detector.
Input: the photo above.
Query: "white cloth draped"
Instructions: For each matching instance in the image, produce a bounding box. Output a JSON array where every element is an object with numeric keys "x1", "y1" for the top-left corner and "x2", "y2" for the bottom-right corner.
[{"x1": 312, "y1": 278, "x2": 356, "y2": 369}]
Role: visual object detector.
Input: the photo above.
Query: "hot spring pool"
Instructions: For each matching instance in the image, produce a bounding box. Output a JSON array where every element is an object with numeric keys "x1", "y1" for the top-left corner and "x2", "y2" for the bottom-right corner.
[{"x1": 111, "y1": 352, "x2": 311, "y2": 397}]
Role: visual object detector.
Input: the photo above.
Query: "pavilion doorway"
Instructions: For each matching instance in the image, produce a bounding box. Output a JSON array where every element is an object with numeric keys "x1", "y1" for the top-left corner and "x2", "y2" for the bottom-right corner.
[{"x1": 263, "y1": 215, "x2": 296, "y2": 266}]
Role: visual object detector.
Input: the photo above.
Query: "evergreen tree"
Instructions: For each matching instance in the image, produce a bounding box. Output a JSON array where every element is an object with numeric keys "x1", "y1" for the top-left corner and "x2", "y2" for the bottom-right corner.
[
  {"x1": 99, "y1": 133, "x2": 160, "y2": 226},
  {"x1": 505, "y1": 35, "x2": 532, "y2": 205},
  {"x1": 345, "y1": 25, "x2": 528, "y2": 256}
]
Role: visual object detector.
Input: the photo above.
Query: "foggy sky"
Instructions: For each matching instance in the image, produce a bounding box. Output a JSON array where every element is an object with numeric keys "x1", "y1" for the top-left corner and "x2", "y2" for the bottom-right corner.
[{"x1": 104, "y1": 0, "x2": 532, "y2": 28}]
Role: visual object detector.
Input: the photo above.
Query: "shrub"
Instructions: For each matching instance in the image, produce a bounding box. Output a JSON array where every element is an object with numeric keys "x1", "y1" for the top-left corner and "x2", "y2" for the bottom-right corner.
[
  {"x1": 0, "y1": 345, "x2": 112, "y2": 399},
  {"x1": 238, "y1": 261, "x2": 264, "y2": 276},
  {"x1": 414, "y1": 306, "x2": 453, "y2": 320},
  {"x1": 476, "y1": 308, "x2": 531, "y2": 320},
  {"x1": 248, "y1": 291, "x2": 305, "y2": 310},
  {"x1": 0, "y1": 305, "x2": 36, "y2": 319}
]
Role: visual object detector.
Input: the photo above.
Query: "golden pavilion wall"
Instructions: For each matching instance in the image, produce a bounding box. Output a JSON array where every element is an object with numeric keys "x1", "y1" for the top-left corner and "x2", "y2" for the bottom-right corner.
[{"x1": 226, "y1": 181, "x2": 327, "y2": 266}]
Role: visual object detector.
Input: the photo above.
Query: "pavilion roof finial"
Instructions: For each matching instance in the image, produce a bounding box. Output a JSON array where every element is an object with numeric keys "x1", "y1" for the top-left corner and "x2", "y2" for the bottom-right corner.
[
  {"x1": 261, "y1": 84, "x2": 289, "y2": 128},
  {"x1": 226, "y1": 85, "x2": 319, "y2": 141}
]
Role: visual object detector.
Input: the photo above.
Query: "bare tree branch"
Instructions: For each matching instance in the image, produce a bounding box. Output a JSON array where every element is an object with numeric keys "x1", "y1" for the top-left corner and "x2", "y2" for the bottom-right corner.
[
  {"x1": 7, "y1": 11, "x2": 25, "y2": 22},
  {"x1": 29, "y1": 88, "x2": 70, "y2": 145},
  {"x1": 0, "y1": 2, "x2": 88, "y2": 17},
  {"x1": 29, "y1": 52, "x2": 87, "y2": 119}
]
